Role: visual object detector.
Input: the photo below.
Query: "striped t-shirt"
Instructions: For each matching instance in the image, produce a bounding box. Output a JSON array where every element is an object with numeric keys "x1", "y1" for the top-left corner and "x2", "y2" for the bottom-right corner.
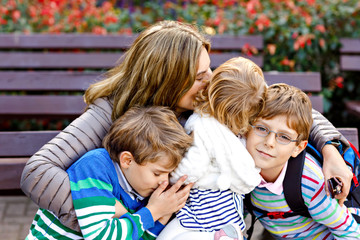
[
  {"x1": 249, "y1": 153, "x2": 360, "y2": 239},
  {"x1": 176, "y1": 188, "x2": 245, "y2": 232},
  {"x1": 27, "y1": 148, "x2": 164, "y2": 240}
]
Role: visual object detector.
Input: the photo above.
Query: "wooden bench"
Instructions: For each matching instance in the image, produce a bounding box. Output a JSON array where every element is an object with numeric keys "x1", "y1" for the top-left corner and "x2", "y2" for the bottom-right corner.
[
  {"x1": 340, "y1": 38, "x2": 360, "y2": 118},
  {"x1": 0, "y1": 33, "x2": 353, "y2": 193}
]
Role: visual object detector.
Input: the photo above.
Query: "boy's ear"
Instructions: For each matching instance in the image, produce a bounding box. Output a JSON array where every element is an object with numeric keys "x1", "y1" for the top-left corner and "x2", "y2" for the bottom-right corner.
[
  {"x1": 119, "y1": 151, "x2": 134, "y2": 169},
  {"x1": 291, "y1": 140, "x2": 308, "y2": 158}
]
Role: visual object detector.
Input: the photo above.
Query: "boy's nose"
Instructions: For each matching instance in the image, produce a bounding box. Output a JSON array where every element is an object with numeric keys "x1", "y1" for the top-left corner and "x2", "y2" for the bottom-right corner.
[{"x1": 264, "y1": 132, "x2": 276, "y2": 147}]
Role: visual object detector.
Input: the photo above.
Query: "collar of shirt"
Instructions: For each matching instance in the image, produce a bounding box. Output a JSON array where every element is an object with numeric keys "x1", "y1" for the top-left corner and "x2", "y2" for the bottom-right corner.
[
  {"x1": 258, "y1": 161, "x2": 288, "y2": 195},
  {"x1": 112, "y1": 160, "x2": 144, "y2": 201}
]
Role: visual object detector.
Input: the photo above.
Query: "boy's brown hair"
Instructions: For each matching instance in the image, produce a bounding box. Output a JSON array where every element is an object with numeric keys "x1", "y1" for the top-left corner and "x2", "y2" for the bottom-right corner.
[
  {"x1": 256, "y1": 83, "x2": 313, "y2": 142},
  {"x1": 103, "y1": 106, "x2": 193, "y2": 168},
  {"x1": 197, "y1": 57, "x2": 267, "y2": 136}
]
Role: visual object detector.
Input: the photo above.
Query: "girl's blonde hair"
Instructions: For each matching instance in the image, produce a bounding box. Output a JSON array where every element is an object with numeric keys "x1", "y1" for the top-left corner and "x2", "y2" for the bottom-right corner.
[
  {"x1": 103, "y1": 106, "x2": 193, "y2": 169},
  {"x1": 197, "y1": 57, "x2": 267, "y2": 135},
  {"x1": 84, "y1": 20, "x2": 210, "y2": 121}
]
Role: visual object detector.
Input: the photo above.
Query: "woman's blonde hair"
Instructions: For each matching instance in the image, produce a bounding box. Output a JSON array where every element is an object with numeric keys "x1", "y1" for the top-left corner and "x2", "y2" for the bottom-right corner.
[
  {"x1": 84, "y1": 20, "x2": 210, "y2": 121},
  {"x1": 255, "y1": 83, "x2": 313, "y2": 142},
  {"x1": 197, "y1": 57, "x2": 267, "y2": 135},
  {"x1": 103, "y1": 106, "x2": 193, "y2": 168}
]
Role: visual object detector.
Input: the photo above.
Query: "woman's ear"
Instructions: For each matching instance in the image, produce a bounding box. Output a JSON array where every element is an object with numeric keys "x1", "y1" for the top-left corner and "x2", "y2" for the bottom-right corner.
[
  {"x1": 291, "y1": 140, "x2": 308, "y2": 158},
  {"x1": 119, "y1": 151, "x2": 134, "y2": 169}
]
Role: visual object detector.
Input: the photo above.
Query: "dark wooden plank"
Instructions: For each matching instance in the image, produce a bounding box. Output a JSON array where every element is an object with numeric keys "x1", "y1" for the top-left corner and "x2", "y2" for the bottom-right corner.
[
  {"x1": 309, "y1": 96, "x2": 323, "y2": 113},
  {"x1": 340, "y1": 55, "x2": 360, "y2": 71},
  {"x1": 345, "y1": 101, "x2": 360, "y2": 118},
  {"x1": 337, "y1": 128, "x2": 359, "y2": 151},
  {"x1": 210, "y1": 53, "x2": 263, "y2": 68},
  {"x1": 0, "y1": 33, "x2": 263, "y2": 50},
  {"x1": 0, "y1": 95, "x2": 86, "y2": 116},
  {"x1": 0, "y1": 131, "x2": 59, "y2": 156},
  {"x1": 0, "y1": 34, "x2": 137, "y2": 49},
  {"x1": 0, "y1": 52, "x2": 124, "y2": 69},
  {"x1": 0, "y1": 52, "x2": 263, "y2": 69},
  {"x1": 340, "y1": 38, "x2": 360, "y2": 53},
  {"x1": 0, "y1": 71, "x2": 101, "y2": 91},
  {"x1": 0, "y1": 158, "x2": 27, "y2": 190},
  {"x1": 265, "y1": 72, "x2": 321, "y2": 91},
  {"x1": 209, "y1": 35, "x2": 263, "y2": 50}
]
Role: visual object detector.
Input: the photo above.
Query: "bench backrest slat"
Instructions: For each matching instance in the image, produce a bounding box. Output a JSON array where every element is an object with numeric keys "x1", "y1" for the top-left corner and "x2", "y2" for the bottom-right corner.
[
  {"x1": 340, "y1": 38, "x2": 360, "y2": 71},
  {"x1": 0, "y1": 71, "x2": 100, "y2": 91},
  {"x1": 0, "y1": 95, "x2": 86, "y2": 117},
  {"x1": 0, "y1": 52, "x2": 264, "y2": 69},
  {"x1": 0, "y1": 131, "x2": 60, "y2": 157},
  {"x1": 0, "y1": 34, "x2": 263, "y2": 50}
]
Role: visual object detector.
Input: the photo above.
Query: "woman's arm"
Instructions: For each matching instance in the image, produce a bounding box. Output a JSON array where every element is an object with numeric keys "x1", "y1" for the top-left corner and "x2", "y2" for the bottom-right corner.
[
  {"x1": 20, "y1": 97, "x2": 113, "y2": 231},
  {"x1": 309, "y1": 109, "x2": 349, "y2": 151},
  {"x1": 309, "y1": 109, "x2": 352, "y2": 204}
]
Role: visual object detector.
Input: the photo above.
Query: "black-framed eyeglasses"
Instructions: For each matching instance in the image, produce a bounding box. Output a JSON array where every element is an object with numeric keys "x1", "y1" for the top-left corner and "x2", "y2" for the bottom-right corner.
[{"x1": 250, "y1": 124, "x2": 299, "y2": 145}]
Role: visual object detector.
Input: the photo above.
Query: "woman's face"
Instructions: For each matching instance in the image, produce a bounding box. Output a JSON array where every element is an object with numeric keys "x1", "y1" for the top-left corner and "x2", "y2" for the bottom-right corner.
[{"x1": 176, "y1": 47, "x2": 212, "y2": 113}]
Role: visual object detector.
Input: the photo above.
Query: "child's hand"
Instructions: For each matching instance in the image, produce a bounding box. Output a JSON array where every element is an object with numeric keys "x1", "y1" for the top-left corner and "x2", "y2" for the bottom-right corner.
[
  {"x1": 113, "y1": 199, "x2": 128, "y2": 218},
  {"x1": 146, "y1": 175, "x2": 193, "y2": 222},
  {"x1": 158, "y1": 213, "x2": 173, "y2": 225}
]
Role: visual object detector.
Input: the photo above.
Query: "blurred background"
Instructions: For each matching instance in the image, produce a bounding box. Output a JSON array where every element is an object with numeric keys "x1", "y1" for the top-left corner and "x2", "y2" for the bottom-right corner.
[{"x1": 0, "y1": 0, "x2": 359, "y2": 134}]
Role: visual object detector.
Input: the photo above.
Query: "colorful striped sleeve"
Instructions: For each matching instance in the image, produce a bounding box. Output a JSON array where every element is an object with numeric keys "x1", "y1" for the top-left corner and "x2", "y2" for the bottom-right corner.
[
  {"x1": 302, "y1": 154, "x2": 360, "y2": 239},
  {"x1": 67, "y1": 149, "x2": 157, "y2": 240}
]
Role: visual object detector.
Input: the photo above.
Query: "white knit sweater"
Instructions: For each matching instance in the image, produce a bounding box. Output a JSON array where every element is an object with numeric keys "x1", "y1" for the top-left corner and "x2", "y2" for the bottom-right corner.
[{"x1": 170, "y1": 113, "x2": 261, "y2": 194}]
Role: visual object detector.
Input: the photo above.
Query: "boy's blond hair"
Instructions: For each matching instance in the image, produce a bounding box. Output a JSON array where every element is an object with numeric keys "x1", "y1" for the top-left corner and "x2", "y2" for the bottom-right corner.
[
  {"x1": 256, "y1": 83, "x2": 313, "y2": 142},
  {"x1": 197, "y1": 57, "x2": 267, "y2": 135},
  {"x1": 103, "y1": 106, "x2": 193, "y2": 168}
]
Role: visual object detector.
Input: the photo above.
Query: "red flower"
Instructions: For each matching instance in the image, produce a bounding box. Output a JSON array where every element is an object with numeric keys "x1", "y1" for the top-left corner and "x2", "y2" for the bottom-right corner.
[
  {"x1": 255, "y1": 14, "x2": 271, "y2": 32},
  {"x1": 92, "y1": 26, "x2": 107, "y2": 35},
  {"x1": 335, "y1": 76, "x2": 344, "y2": 88},
  {"x1": 12, "y1": 10, "x2": 21, "y2": 23},
  {"x1": 105, "y1": 15, "x2": 118, "y2": 24},
  {"x1": 28, "y1": 6, "x2": 37, "y2": 18},
  {"x1": 315, "y1": 24, "x2": 326, "y2": 33},
  {"x1": 306, "y1": 0, "x2": 316, "y2": 5}
]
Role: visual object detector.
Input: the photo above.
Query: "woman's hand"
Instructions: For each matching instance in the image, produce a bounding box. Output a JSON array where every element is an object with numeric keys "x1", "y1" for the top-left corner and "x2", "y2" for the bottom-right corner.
[{"x1": 322, "y1": 144, "x2": 353, "y2": 206}]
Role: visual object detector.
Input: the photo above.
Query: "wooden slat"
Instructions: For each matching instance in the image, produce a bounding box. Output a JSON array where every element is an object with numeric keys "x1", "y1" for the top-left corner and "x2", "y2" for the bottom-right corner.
[
  {"x1": 0, "y1": 52, "x2": 123, "y2": 69},
  {"x1": 0, "y1": 52, "x2": 263, "y2": 69},
  {"x1": 0, "y1": 71, "x2": 101, "y2": 91},
  {"x1": 0, "y1": 95, "x2": 86, "y2": 116},
  {"x1": 209, "y1": 35, "x2": 263, "y2": 50},
  {"x1": 337, "y1": 128, "x2": 359, "y2": 151},
  {"x1": 0, "y1": 33, "x2": 263, "y2": 50},
  {"x1": 0, "y1": 131, "x2": 59, "y2": 156},
  {"x1": 265, "y1": 72, "x2": 321, "y2": 91},
  {"x1": 345, "y1": 101, "x2": 360, "y2": 118},
  {"x1": 210, "y1": 53, "x2": 263, "y2": 68},
  {"x1": 340, "y1": 55, "x2": 360, "y2": 71},
  {"x1": 0, "y1": 34, "x2": 137, "y2": 49},
  {"x1": 309, "y1": 96, "x2": 323, "y2": 113},
  {"x1": 340, "y1": 38, "x2": 360, "y2": 53},
  {"x1": 0, "y1": 158, "x2": 28, "y2": 190}
]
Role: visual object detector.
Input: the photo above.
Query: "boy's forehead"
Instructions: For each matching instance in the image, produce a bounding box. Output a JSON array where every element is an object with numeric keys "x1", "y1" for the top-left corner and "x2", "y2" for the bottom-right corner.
[{"x1": 256, "y1": 116, "x2": 297, "y2": 134}]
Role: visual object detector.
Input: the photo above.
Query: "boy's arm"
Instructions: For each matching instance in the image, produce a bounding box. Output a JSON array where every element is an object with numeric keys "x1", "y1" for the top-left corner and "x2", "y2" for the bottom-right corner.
[
  {"x1": 302, "y1": 156, "x2": 360, "y2": 238},
  {"x1": 68, "y1": 153, "x2": 160, "y2": 240}
]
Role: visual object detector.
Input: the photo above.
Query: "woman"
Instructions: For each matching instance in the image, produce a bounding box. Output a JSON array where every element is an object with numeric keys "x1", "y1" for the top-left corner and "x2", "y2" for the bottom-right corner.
[{"x1": 20, "y1": 20, "x2": 352, "y2": 232}]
